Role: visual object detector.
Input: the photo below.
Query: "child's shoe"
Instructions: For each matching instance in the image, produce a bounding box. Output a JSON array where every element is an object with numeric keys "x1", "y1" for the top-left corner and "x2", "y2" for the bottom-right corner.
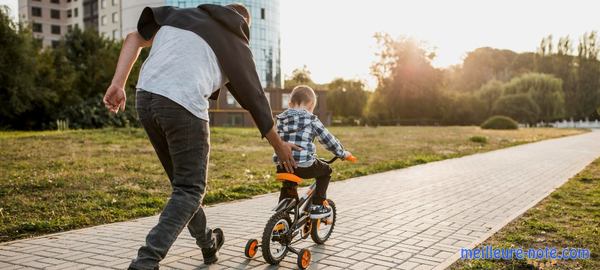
[
  {"x1": 309, "y1": 204, "x2": 332, "y2": 218},
  {"x1": 202, "y1": 228, "x2": 224, "y2": 265}
]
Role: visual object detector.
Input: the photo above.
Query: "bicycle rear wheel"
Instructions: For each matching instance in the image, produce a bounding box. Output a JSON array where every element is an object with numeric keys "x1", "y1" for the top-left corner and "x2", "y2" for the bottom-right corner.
[{"x1": 261, "y1": 211, "x2": 292, "y2": 264}]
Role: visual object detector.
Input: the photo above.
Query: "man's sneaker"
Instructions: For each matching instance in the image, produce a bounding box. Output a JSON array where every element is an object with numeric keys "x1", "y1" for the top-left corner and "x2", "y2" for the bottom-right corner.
[
  {"x1": 202, "y1": 228, "x2": 224, "y2": 265},
  {"x1": 310, "y1": 204, "x2": 332, "y2": 219}
]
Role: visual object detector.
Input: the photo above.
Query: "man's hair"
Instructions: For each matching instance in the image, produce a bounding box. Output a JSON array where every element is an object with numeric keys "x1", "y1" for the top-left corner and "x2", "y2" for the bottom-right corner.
[
  {"x1": 226, "y1": 3, "x2": 251, "y2": 26},
  {"x1": 290, "y1": 85, "x2": 317, "y2": 106}
]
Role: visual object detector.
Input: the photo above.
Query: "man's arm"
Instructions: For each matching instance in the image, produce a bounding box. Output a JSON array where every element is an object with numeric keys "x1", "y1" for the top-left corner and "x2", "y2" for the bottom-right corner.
[
  {"x1": 103, "y1": 32, "x2": 153, "y2": 113},
  {"x1": 265, "y1": 127, "x2": 302, "y2": 173}
]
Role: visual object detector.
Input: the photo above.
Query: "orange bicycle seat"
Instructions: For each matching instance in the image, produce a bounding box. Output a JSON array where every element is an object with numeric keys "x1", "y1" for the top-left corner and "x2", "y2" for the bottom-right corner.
[{"x1": 276, "y1": 173, "x2": 304, "y2": 184}]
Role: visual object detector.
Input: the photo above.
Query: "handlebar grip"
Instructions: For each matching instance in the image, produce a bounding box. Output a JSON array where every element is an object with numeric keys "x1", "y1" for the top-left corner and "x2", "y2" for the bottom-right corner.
[{"x1": 346, "y1": 155, "x2": 358, "y2": 163}]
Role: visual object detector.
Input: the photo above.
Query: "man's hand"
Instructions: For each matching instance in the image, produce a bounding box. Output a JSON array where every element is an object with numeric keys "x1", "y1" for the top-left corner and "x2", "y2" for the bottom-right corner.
[
  {"x1": 275, "y1": 141, "x2": 302, "y2": 173},
  {"x1": 103, "y1": 84, "x2": 126, "y2": 113},
  {"x1": 265, "y1": 128, "x2": 302, "y2": 173},
  {"x1": 103, "y1": 32, "x2": 152, "y2": 114}
]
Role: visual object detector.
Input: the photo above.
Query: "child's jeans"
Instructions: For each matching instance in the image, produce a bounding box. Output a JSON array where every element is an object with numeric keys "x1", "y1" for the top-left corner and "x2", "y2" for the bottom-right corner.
[{"x1": 277, "y1": 159, "x2": 332, "y2": 205}]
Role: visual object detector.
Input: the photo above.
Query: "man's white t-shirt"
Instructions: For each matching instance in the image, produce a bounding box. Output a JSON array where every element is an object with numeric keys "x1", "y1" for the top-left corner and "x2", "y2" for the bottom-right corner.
[{"x1": 136, "y1": 26, "x2": 227, "y2": 121}]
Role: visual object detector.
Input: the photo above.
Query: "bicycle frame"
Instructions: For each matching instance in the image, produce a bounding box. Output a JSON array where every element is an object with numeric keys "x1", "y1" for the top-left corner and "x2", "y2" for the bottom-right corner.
[{"x1": 271, "y1": 157, "x2": 342, "y2": 243}]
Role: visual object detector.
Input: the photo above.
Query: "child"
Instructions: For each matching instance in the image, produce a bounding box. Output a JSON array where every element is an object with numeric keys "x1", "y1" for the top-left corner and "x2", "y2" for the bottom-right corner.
[{"x1": 273, "y1": 85, "x2": 352, "y2": 218}]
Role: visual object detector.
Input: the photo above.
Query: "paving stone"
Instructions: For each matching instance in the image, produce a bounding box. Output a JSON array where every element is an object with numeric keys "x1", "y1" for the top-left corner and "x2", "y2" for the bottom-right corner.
[{"x1": 1, "y1": 131, "x2": 600, "y2": 269}]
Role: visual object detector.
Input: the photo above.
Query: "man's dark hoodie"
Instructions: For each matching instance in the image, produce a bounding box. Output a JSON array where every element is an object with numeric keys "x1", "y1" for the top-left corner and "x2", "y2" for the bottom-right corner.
[{"x1": 137, "y1": 5, "x2": 273, "y2": 137}]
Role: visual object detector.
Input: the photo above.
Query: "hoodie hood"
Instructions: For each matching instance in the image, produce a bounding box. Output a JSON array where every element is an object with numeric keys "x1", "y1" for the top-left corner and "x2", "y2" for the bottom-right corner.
[
  {"x1": 276, "y1": 108, "x2": 316, "y2": 133},
  {"x1": 199, "y1": 4, "x2": 250, "y2": 43}
]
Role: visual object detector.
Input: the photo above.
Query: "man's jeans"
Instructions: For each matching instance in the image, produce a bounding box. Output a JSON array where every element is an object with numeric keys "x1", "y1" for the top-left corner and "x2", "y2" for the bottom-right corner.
[{"x1": 130, "y1": 91, "x2": 214, "y2": 270}]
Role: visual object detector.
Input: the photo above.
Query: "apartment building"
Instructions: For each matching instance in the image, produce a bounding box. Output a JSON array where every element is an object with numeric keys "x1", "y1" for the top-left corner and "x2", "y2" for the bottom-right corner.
[
  {"x1": 97, "y1": 0, "x2": 120, "y2": 39},
  {"x1": 18, "y1": 0, "x2": 84, "y2": 47}
]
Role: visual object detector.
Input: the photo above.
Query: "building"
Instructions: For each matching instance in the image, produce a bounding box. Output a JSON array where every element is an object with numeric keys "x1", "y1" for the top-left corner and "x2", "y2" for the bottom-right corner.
[
  {"x1": 18, "y1": 0, "x2": 85, "y2": 47},
  {"x1": 97, "y1": 0, "x2": 121, "y2": 39},
  {"x1": 209, "y1": 88, "x2": 332, "y2": 127},
  {"x1": 18, "y1": 0, "x2": 122, "y2": 44},
  {"x1": 164, "y1": 0, "x2": 282, "y2": 88},
  {"x1": 20, "y1": 0, "x2": 282, "y2": 88}
]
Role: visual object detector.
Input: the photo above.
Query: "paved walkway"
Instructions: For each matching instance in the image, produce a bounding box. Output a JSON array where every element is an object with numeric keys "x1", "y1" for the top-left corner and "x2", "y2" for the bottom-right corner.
[{"x1": 2, "y1": 131, "x2": 600, "y2": 270}]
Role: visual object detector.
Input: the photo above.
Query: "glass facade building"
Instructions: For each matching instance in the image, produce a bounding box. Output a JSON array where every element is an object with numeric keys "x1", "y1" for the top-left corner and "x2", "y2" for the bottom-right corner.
[{"x1": 165, "y1": 0, "x2": 282, "y2": 88}]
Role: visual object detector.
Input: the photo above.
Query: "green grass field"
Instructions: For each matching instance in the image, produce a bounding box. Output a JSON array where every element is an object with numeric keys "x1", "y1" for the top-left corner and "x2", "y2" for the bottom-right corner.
[
  {"x1": 0, "y1": 126, "x2": 584, "y2": 242},
  {"x1": 450, "y1": 157, "x2": 600, "y2": 270}
]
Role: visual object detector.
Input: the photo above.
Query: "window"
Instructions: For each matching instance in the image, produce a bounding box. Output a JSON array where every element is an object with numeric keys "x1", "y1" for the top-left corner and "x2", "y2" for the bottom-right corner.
[
  {"x1": 51, "y1": 40, "x2": 60, "y2": 48},
  {"x1": 51, "y1": 9, "x2": 60, "y2": 19},
  {"x1": 112, "y1": 0, "x2": 117, "y2": 6},
  {"x1": 67, "y1": 9, "x2": 72, "y2": 18},
  {"x1": 32, "y1": 23, "x2": 42, "y2": 33},
  {"x1": 112, "y1": 12, "x2": 118, "y2": 23},
  {"x1": 100, "y1": 0, "x2": 106, "y2": 8},
  {"x1": 74, "y1": 8, "x2": 78, "y2": 17},
  {"x1": 227, "y1": 113, "x2": 243, "y2": 126},
  {"x1": 51, "y1": 0, "x2": 60, "y2": 3},
  {"x1": 178, "y1": 1, "x2": 186, "y2": 7},
  {"x1": 260, "y1": 27, "x2": 266, "y2": 40},
  {"x1": 112, "y1": 29, "x2": 119, "y2": 39},
  {"x1": 261, "y1": 8, "x2": 265, "y2": 19},
  {"x1": 226, "y1": 92, "x2": 240, "y2": 107},
  {"x1": 51, "y1": 25, "x2": 61, "y2": 35},
  {"x1": 67, "y1": 24, "x2": 73, "y2": 32},
  {"x1": 101, "y1": 15, "x2": 107, "y2": 25},
  {"x1": 32, "y1": 7, "x2": 42, "y2": 17},
  {"x1": 282, "y1": 93, "x2": 290, "y2": 109}
]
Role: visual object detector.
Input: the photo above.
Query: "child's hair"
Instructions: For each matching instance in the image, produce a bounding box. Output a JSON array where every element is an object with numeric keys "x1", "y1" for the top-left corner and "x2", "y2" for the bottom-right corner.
[{"x1": 290, "y1": 85, "x2": 317, "y2": 106}]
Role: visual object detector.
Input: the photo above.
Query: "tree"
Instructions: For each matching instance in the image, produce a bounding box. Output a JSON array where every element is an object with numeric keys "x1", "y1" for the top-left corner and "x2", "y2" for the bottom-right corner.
[
  {"x1": 57, "y1": 28, "x2": 142, "y2": 128},
  {"x1": 492, "y1": 94, "x2": 540, "y2": 124},
  {"x1": 30, "y1": 46, "x2": 77, "y2": 129},
  {"x1": 0, "y1": 7, "x2": 40, "y2": 129},
  {"x1": 440, "y1": 92, "x2": 486, "y2": 125},
  {"x1": 534, "y1": 33, "x2": 600, "y2": 119},
  {"x1": 284, "y1": 65, "x2": 315, "y2": 88},
  {"x1": 574, "y1": 31, "x2": 600, "y2": 119},
  {"x1": 449, "y1": 47, "x2": 519, "y2": 92},
  {"x1": 326, "y1": 78, "x2": 369, "y2": 121},
  {"x1": 503, "y1": 73, "x2": 565, "y2": 122},
  {"x1": 476, "y1": 80, "x2": 504, "y2": 117},
  {"x1": 366, "y1": 33, "x2": 443, "y2": 125}
]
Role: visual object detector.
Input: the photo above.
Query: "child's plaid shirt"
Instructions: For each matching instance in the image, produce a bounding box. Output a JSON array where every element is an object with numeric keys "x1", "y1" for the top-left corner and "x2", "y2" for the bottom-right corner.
[{"x1": 272, "y1": 108, "x2": 346, "y2": 167}]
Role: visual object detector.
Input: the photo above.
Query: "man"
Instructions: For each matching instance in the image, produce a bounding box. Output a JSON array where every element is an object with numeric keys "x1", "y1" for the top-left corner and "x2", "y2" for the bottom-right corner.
[{"x1": 103, "y1": 4, "x2": 299, "y2": 270}]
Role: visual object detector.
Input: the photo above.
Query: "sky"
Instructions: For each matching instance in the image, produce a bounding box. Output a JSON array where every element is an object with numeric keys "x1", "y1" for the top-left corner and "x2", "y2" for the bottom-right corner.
[{"x1": 2, "y1": 0, "x2": 599, "y2": 87}]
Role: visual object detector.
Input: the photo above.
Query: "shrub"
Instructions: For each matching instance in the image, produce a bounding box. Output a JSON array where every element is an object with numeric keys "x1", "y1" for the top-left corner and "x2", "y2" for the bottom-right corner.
[
  {"x1": 481, "y1": 115, "x2": 519, "y2": 130},
  {"x1": 492, "y1": 94, "x2": 540, "y2": 124},
  {"x1": 469, "y1": 136, "x2": 488, "y2": 144}
]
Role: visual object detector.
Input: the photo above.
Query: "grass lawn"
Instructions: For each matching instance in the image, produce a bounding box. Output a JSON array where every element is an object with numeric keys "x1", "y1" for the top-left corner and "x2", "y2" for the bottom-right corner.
[
  {"x1": 450, "y1": 157, "x2": 600, "y2": 270},
  {"x1": 0, "y1": 126, "x2": 584, "y2": 242}
]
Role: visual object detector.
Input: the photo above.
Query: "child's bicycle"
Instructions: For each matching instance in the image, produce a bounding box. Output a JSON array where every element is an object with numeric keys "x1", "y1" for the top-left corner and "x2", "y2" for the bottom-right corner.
[{"x1": 243, "y1": 155, "x2": 357, "y2": 269}]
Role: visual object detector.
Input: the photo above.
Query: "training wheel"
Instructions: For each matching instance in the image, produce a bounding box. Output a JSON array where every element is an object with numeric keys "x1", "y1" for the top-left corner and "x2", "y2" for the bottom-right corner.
[
  {"x1": 244, "y1": 239, "x2": 259, "y2": 258},
  {"x1": 297, "y1": 248, "x2": 311, "y2": 269}
]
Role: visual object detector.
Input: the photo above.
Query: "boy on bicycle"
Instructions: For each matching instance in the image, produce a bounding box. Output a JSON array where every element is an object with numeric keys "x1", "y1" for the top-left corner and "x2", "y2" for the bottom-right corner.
[{"x1": 273, "y1": 85, "x2": 352, "y2": 218}]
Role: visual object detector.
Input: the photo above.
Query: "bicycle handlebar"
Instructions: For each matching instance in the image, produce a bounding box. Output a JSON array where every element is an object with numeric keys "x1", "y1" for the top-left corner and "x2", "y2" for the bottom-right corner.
[{"x1": 322, "y1": 155, "x2": 358, "y2": 164}]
